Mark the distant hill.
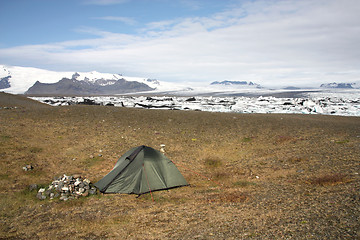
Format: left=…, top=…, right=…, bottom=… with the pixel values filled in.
left=282, top=86, right=301, bottom=90
left=211, top=80, right=261, bottom=87
left=25, top=77, right=154, bottom=95
left=320, top=82, right=360, bottom=89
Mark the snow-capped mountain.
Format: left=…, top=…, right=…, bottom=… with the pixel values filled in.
left=0, top=65, right=161, bottom=94
left=2, top=64, right=360, bottom=96
left=320, top=82, right=360, bottom=89
left=210, top=80, right=261, bottom=87
left=25, top=77, right=154, bottom=95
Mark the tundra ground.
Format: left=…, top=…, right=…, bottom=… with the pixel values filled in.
left=0, top=93, right=359, bottom=239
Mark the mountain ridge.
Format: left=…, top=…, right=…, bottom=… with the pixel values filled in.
left=320, top=82, right=360, bottom=89
left=1, top=65, right=360, bottom=95
left=210, top=80, right=261, bottom=87
left=25, top=77, right=154, bottom=95
left=0, top=65, right=160, bottom=94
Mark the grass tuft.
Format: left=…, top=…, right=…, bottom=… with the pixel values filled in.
left=275, top=135, right=295, bottom=144
left=233, top=180, right=257, bottom=188
left=0, top=174, right=9, bottom=180
left=213, top=171, right=228, bottom=180
left=288, top=157, right=307, bottom=163
left=204, top=157, right=222, bottom=168
left=0, top=135, right=11, bottom=141
left=29, top=146, right=43, bottom=153
left=207, top=191, right=250, bottom=203
left=83, top=156, right=104, bottom=168
left=220, top=192, right=250, bottom=203
left=242, top=137, right=252, bottom=142
left=307, top=173, right=349, bottom=186
left=110, top=216, right=131, bottom=225
left=26, top=169, right=47, bottom=178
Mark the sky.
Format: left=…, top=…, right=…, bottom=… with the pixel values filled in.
left=0, top=0, right=360, bottom=87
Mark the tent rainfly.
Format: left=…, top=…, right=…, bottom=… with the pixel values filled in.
left=94, top=145, right=188, bottom=195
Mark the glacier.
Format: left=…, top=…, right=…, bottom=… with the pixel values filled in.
left=30, top=91, right=360, bottom=117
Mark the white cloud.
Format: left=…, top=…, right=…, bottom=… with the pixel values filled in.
left=94, top=16, right=137, bottom=25
left=1, top=0, right=360, bottom=87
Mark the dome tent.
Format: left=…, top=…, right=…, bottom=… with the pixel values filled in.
left=94, top=145, right=188, bottom=195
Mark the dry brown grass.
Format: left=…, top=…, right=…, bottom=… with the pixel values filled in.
left=307, top=173, right=350, bottom=186
left=1, top=92, right=360, bottom=239
left=204, top=157, right=222, bottom=168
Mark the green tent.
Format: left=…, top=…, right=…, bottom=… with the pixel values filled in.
left=94, top=145, right=188, bottom=195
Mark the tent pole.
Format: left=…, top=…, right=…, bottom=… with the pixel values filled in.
left=142, top=164, right=154, bottom=202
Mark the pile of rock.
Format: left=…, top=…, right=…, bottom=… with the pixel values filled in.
left=35, top=174, right=97, bottom=201
left=22, top=164, right=34, bottom=171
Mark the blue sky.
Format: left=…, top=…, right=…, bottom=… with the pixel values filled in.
left=0, top=0, right=226, bottom=47
left=1, top=0, right=360, bottom=87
